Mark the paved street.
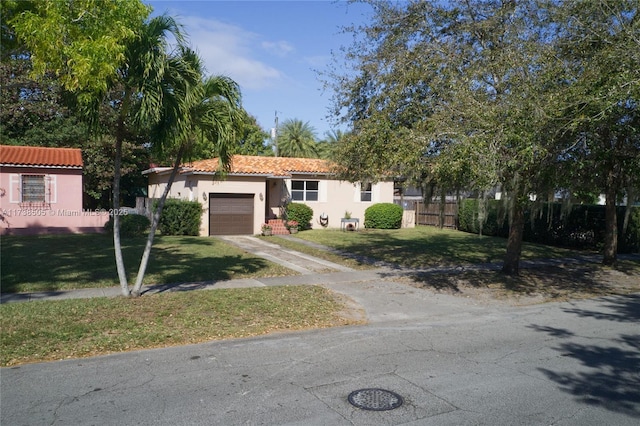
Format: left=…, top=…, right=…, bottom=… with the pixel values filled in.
left=1, top=237, right=639, bottom=425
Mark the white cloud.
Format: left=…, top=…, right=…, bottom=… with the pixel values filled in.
left=261, top=40, right=295, bottom=57
left=178, top=16, right=283, bottom=90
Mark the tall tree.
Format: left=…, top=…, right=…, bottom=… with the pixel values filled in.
left=548, top=0, right=640, bottom=265
left=131, top=53, right=243, bottom=296
left=11, top=4, right=195, bottom=295
left=327, top=0, right=560, bottom=274
left=11, top=0, right=153, bottom=294
left=277, top=118, right=318, bottom=158
left=317, top=129, right=346, bottom=159
left=234, top=113, right=271, bottom=156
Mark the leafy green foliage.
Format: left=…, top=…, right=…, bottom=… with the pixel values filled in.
left=325, top=0, right=640, bottom=270
left=0, top=59, right=88, bottom=147
left=105, top=214, right=150, bottom=238
left=364, top=203, right=403, bottom=229
left=277, top=118, right=318, bottom=158
left=155, top=199, right=203, bottom=236
left=547, top=0, right=640, bottom=263
left=233, top=113, right=272, bottom=156
left=11, top=0, right=150, bottom=100
left=285, top=203, right=314, bottom=230
left=457, top=199, right=509, bottom=237
left=458, top=201, right=640, bottom=253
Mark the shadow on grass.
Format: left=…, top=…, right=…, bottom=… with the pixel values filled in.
left=339, top=231, right=510, bottom=267
left=299, top=228, right=579, bottom=269
left=531, top=295, right=640, bottom=418
left=1, top=234, right=275, bottom=293
left=404, top=264, right=630, bottom=299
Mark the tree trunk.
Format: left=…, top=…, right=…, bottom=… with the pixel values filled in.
left=602, top=182, right=618, bottom=266
left=501, top=201, right=525, bottom=275
left=438, top=189, right=445, bottom=229
left=113, top=118, right=129, bottom=296
left=131, top=144, right=186, bottom=297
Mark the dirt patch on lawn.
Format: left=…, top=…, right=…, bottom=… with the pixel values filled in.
left=398, top=259, right=640, bottom=305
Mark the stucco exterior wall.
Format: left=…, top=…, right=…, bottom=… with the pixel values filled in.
left=147, top=171, right=397, bottom=235
left=0, top=166, right=109, bottom=234
left=148, top=173, right=268, bottom=236
left=286, top=176, right=395, bottom=229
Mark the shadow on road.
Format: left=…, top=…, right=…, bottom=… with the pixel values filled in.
left=530, top=295, right=640, bottom=418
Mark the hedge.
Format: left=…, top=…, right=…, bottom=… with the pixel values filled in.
left=458, top=199, right=639, bottom=253
left=154, top=199, right=203, bottom=236
left=104, top=214, right=150, bottom=238
left=364, top=203, right=403, bottom=229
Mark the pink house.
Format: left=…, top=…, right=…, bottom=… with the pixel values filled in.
left=0, top=145, right=109, bottom=235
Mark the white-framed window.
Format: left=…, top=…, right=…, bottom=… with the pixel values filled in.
left=360, top=182, right=372, bottom=202
left=21, top=175, right=46, bottom=203
left=291, top=180, right=319, bottom=201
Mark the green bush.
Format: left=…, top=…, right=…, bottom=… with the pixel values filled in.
left=154, top=199, right=203, bottom=236
left=285, top=202, right=314, bottom=230
left=457, top=199, right=508, bottom=237
left=104, top=214, right=150, bottom=238
left=621, top=207, right=640, bottom=253
left=364, top=203, right=403, bottom=229
left=458, top=199, right=639, bottom=253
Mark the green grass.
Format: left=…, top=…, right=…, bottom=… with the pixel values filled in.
left=290, top=226, right=583, bottom=267
left=265, top=235, right=375, bottom=270
left=0, top=285, right=362, bottom=366
left=1, top=234, right=295, bottom=293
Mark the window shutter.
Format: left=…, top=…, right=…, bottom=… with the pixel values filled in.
left=9, top=174, right=20, bottom=203
left=319, top=180, right=328, bottom=202
left=45, top=175, right=57, bottom=204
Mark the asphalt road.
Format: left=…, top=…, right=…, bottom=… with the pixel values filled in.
left=2, top=284, right=639, bottom=425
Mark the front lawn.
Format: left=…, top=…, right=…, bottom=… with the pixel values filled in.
left=1, top=234, right=295, bottom=293
left=291, top=226, right=585, bottom=267
left=0, top=285, right=362, bottom=366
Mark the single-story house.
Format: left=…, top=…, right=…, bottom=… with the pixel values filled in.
left=144, top=155, right=396, bottom=236
left=0, top=145, right=109, bottom=234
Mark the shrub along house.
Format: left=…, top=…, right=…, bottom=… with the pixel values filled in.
left=0, top=145, right=109, bottom=234
left=144, top=155, right=395, bottom=235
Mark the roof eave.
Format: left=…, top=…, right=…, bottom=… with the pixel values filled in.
left=0, top=163, right=83, bottom=169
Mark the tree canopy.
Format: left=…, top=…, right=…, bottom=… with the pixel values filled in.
left=277, top=118, right=318, bottom=158
left=326, top=0, right=640, bottom=271
left=11, top=0, right=150, bottom=102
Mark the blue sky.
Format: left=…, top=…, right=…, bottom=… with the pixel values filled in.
left=147, top=1, right=373, bottom=140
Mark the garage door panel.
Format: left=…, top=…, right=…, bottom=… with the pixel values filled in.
left=209, top=193, right=254, bottom=235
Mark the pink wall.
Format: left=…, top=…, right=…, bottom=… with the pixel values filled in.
left=0, top=166, right=109, bottom=234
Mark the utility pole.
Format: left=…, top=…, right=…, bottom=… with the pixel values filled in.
left=271, top=110, right=279, bottom=157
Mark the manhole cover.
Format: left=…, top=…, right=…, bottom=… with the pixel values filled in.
left=347, top=388, right=404, bottom=411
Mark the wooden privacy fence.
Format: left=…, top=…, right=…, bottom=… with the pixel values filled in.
left=403, top=200, right=458, bottom=229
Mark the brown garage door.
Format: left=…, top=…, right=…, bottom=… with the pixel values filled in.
left=209, top=193, right=254, bottom=235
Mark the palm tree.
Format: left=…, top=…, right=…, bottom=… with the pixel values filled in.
left=130, top=56, right=243, bottom=296
left=277, top=118, right=318, bottom=158
left=316, top=129, right=348, bottom=159
left=111, top=14, right=189, bottom=296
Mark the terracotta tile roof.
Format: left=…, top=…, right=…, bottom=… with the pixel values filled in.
left=184, top=155, right=332, bottom=177
left=0, top=145, right=83, bottom=168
